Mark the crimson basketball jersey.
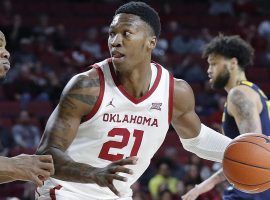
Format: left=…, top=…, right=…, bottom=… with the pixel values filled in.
left=38, top=59, right=174, bottom=199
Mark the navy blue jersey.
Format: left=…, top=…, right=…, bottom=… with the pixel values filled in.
left=222, top=81, right=270, bottom=138
left=222, top=80, right=270, bottom=200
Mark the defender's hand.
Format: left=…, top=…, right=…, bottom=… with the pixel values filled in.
left=10, top=154, right=54, bottom=187
left=182, top=185, right=200, bottom=200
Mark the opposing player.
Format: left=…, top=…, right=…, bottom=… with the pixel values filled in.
left=0, top=30, right=54, bottom=186
left=36, top=2, right=232, bottom=199
left=182, top=35, right=270, bottom=200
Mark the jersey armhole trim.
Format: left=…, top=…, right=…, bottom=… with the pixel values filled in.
left=82, top=65, right=105, bottom=122
left=168, top=73, right=174, bottom=124
left=50, top=185, right=62, bottom=200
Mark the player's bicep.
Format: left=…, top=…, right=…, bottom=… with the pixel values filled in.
left=38, top=73, right=100, bottom=153
left=171, top=79, right=201, bottom=139
left=41, top=104, right=82, bottom=152
left=172, top=109, right=201, bottom=139
left=228, top=88, right=262, bottom=134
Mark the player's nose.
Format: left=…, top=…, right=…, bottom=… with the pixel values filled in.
left=110, top=34, right=122, bottom=48
left=207, top=67, right=212, bottom=75
left=0, top=48, right=10, bottom=60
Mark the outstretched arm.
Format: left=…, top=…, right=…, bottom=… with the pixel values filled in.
left=36, top=69, right=136, bottom=196
left=0, top=154, right=54, bottom=186
left=182, top=85, right=263, bottom=200
left=171, top=78, right=231, bottom=162
left=182, top=168, right=225, bottom=200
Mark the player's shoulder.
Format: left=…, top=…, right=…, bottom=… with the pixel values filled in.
left=59, top=68, right=101, bottom=115
left=173, top=78, right=194, bottom=97
left=63, top=68, right=100, bottom=96
left=173, top=78, right=195, bottom=112
left=228, top=84, right=258, bottom=103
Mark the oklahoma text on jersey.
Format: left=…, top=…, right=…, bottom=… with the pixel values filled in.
left=103, top=113, right=158, bottom=127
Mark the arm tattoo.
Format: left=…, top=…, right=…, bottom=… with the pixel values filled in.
left=55, top=160, right=94, bottom=182
left=230, top=89, right=258, bottom=133
left=60, top=96, right=77, bottom=110
left=60, top=75, right=99, bottom=106
left=40, top=74, right=101, bottom=182
left=67, top=94, right=98, bottom=106
left=70, top=76, right=99, bottom=90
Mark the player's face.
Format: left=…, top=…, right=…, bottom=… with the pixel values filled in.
left=0, top=31, right=10, bottom=81
left=207, top=53, right=231, bottom=89
left=108, top=13, right=156, bottom=71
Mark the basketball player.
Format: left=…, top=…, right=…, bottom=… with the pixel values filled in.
left=0, top=30, right=54, bottom=187
left=182, top=35, right=270, bottom=200
left=36, top=2, right=232, bottom=199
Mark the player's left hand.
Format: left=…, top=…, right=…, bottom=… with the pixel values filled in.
left=91, top=156, right=138, bottom=196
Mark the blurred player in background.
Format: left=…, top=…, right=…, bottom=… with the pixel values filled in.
left=0, top=30, right=54, bottom=187
left=36, top=2, right=233, bottom=199
left=182, top=35, right=270, bottom=200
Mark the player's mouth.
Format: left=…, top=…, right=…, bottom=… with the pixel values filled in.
left=111, top=50, right=125, bottom=62
left=208, top=75, right=213, bottom=82
left=0, top=61, right=10, bottom=72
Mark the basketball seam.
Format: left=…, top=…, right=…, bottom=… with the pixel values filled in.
left=224, top=170, right=270, bottom=187
left=224, top=156, right=270, bottom=171
left=227, top=140, right=270, bottom=153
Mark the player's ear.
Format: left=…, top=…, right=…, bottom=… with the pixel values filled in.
left=148, top=36, right=157, bottom=50
left=230, top=57, right=238, bottom=70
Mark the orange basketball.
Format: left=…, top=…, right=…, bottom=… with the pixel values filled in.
left=223, top=133, right=270, bottom=193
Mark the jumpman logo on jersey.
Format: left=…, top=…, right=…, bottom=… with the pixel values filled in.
left=106, top=98, right=115, bottom=108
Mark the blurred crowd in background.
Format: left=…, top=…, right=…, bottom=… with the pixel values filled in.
left=0, top=0, right=270, bottom=199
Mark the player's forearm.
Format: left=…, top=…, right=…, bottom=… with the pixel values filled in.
left=0, top=175, right=15, bottom=184
left=180, top=124, right=232, bottom=162
left=0, top=157, right=14, bottom=177
left=196, top=168, right=226, bottom=193
left=37, top=147, right=96, bottom=183
left=0, top=157, right=16, bottom=183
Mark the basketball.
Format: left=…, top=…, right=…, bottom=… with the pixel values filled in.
left=223, top=133, right=270, bottom=193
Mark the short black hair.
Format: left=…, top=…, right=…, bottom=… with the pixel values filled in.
left=156, top=157, right=173, bottom=169
left=202, top=35, right=254, bottom=70
left=115, top=1, right=161, bottom=38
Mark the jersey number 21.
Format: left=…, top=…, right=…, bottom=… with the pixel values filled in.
left=98, top=128, right=144, bottom=161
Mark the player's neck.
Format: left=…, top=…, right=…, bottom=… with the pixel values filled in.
left=115, top=62, right=152, bottom=98
left=225, top=72, right=247, bottom=92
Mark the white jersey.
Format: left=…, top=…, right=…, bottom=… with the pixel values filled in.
left=37, top=59, right=174, bottom=199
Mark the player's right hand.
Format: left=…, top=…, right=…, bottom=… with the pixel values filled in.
left=91, top=156, right=138, bottom=196
left=10, top=154, right=54, bottom=187
left=182, top=186, right=200, bottom=200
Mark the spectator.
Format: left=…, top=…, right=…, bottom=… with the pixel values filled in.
left=0, top=119, right=13, bottom=156
left=173, top=55, right=207, bottom=83
left=153, top=38, right=169, bottom=57
left=11, top=64, right=48, bottom=106
left=163, top=147, right=186, bottom=179
left=196, top=81, right=221, bottom=116
left=209, top=0, right=234, bottom=16
left=258, top=43, right=270, bottom=67
left=32, top=14, right=55, bottom=38
left=171, top=29, right=194, bottom=54
left=63, top=41, right=93, bottom=68
left=258, top=20, right=270, bottom=42
left=149, top=158, right=179, bottom=200
left=80, top=27, right=102, bottom=59
left=5, top=14, right=31, bottom=50
left=0, top=0, right=13, bottom=27
left=158, top=189, right=174, bottom=200
left=12, top=110, right=40, bottom=149
left=183, top=164, right=202, bottom=187
left=51, top=24, right=71, bottom=53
